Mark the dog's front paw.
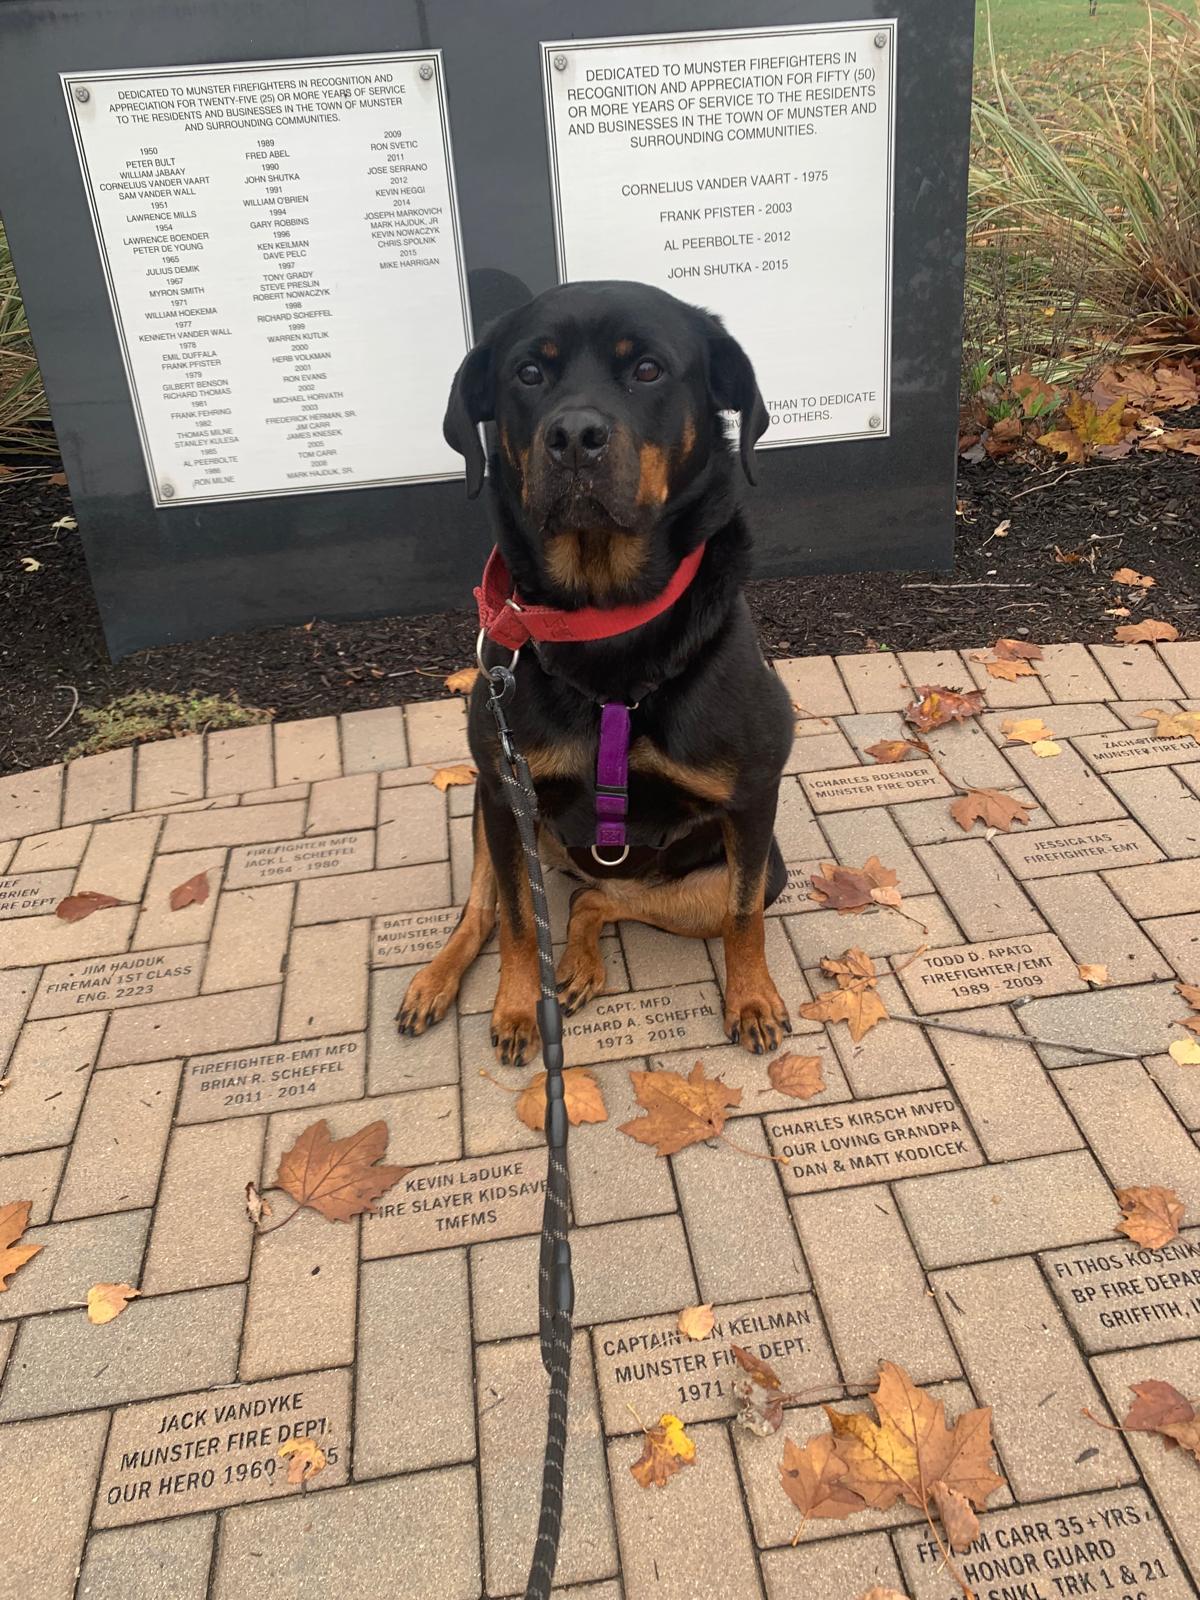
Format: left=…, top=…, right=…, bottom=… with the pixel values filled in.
left=555, top=947, right=607, bottom=1016
left=490, top=1002, right=540, bottom=1069
left=397, top=965, right=456, bottom=1036
left=724, top=983, right=791, bottom=1055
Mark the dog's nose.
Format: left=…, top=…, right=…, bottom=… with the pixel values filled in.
left=544, top=409, right=611, bottom=470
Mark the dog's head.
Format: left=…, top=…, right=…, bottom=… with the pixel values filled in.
left=443, top=281, right=767, bottom=599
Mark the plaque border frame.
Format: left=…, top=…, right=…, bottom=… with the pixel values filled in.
left=61, top=49, right=475, bottom=508
left=538, top=18, right=897, bottom=449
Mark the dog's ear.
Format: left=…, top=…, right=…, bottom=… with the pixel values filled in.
left=702, top=314, right=770, bottom=484
left=443, top=334, right=497, bottom=499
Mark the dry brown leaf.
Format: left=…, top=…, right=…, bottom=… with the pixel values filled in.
left=949, top=789, right=1033, bottom=834
left=798, top=950, right=889, bottom=1042
left=984, top=657, right=1037, bottom=681
left=768, top=1054, right=826, bottom=1101
left=169, top=871, right=209, bottom=911
left=275, top=1119, right=408, bottom=1222
left=808, top=857, right=900, bottom=916
left=1054, top=545, right=1085, bottom=565
left=279, top=1437, right=327, bottom=1484
left=1177, top=982, right=1200, bottom=1011
left=1105, top=607, right=1132, bottom=618
left=780, top=1434, right=866, bottom=1534
left=87, top=1282, right=140, bottom=1325
left=55, top=890, right=121, bottom=923
left=430, top=764, right=478, bottom=791
left=1114, top=619, right=1180, bottom=644
left=1169, top=1039, right=1200, bottom=1066
left=1124, top=1379, right=1195, bottom=1434
left=1160, top=1417, right=1200, bottom=1461
left=48, top=470, right=69, bottom=487
left=1141, top=708, right=1200, bottom=740
left=1077, top=964, right=1110, bottom=986
left=993, top=637, right=1043, bottom=661
left=1112, top=567, right=1155, bottom=588
left=444, top=666, right=480, bottom=694
left=931, top=1479, right=980, bottom=1553
left=865, top=739, right=924, bottom=764
left=0, top=1200, right=42, bottom=1291
left=677, top=1303, right=715, bottom=1341
left=1116, top=1185, right=1185, bottom=1250
left=733, top=1343, right=783, bottom=1391
left=1037, top=428, right=1085, bottom=464
left=1153, top=362, right=1200, bottom=410
left=991, top=519, right=1011, bottom=538
left=1011, top=369, right=1061, bottom=415
left=1140, top=426, right=1200, bottom=456
left=1001, top=717, right=1056, bottom=745
left=245, top=1180, right=272, bottom=1226
left=630, top=1413, right=695, bottom=1488
left=619, top=1062, right=741, bottom=1156
left=515, top=1068, right=608, bottom=1131
left=903, top=685, right=985, bottom=733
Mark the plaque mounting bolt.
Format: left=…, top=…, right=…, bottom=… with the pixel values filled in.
left=160, top=483, right=176, bottom=499
left=418, top=63, right=434, bottom=81
left=874, top=31, right=889, bottom=47
left=73, top=85, right=90, bottom=102
left=553, top=53, right=568, bottom=71
left=868, top=414, right=883, bottom=430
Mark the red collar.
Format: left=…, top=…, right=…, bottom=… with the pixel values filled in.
left=474, top=542, right=706, bottom=652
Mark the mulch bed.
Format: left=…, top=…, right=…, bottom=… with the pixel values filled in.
left=1, top=446, right=1196, bottom=775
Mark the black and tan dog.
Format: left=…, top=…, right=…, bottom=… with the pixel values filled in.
left=398, top=280, right=796, bottom=1067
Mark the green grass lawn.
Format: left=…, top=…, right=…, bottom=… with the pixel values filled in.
left=975, top=0, right=1150, bottom=72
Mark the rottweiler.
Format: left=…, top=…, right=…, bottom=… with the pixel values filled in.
left=398, top=280, right=795, bottom=1067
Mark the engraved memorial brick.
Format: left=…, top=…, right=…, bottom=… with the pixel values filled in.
left=801, top=762, right=953, bottom=813
left=1075, top=726, right=1200, bottom=773
left=0, top=870, right=75, bottom=921
left=372, top=907, right=463, bottom=966
left=225, top=831, right=375, bottom=889
left=29, top=944, right=205, bottom=1018
left=765, top=1091, right=982, bottom=1194
left=361, top=1149, right=548, bottom=1257
left=895, top=934, right=1085, bottom=1015
left=176, top=1033, right=365, bottom=1123
left=994, top=820, right=1163, bottom=879
left=764, top=861, right=827, bottom=917
left=1042, top=1230, right=1200, bottom=1353
left=564, top=982, right=727, bottom=1066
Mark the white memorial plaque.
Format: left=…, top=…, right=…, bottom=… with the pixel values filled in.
left=63, top=53, right=472, bottom=504
left=542, top=23, right=895, bottom=446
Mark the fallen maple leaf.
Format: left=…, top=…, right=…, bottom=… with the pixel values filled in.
left=809, top=857, right=901, bottom=915
left=515, top=1068, right=607, bottom=1131
left=993, top=638, right=1043, bottom=661
left=677, top=1304, right=715, bottom=1341
left=1036, top=428, right=1085, bottom=464
left=630, top=1413, right=695, bottom=1488
left=279, top=1437, right=327, bottom=1485
left=430, top=764, right=478, bottom=791
left=904, top=686, right=985, bottom=733
left=780, top=1434, right=865, bottom=1538
left=931, top=1480, right=980, bottom=1553
left=444, top=666, right=480, bottom=695
left=1152, top=361, right=1200, bottom=410
left=1114, top=619, right=1180, bottom=644
left=1160, top=1418, right=1200, bottom=1461
left=1124, top=1380, right=1194, bottom=1434
left=984, top=657, right=1037, bottom=682
left=798, top=950, right=889, bottom=1043
left=169, top=871, right=209, bottom=911
left=949, top=789, right=1033, bottom=834
left=1142, top=708, right=1200, bottom=740
left=768, top=1054, right=826, bottom=1100
left=1077, top=964, right=1109, bottom=986
left=245, top=1181, right=272, bottom=1226
left=865, top=739, right=924, bottom=764
left=1002, top=717, right=1056, bottom=745
left=1116, top=1185, right=1184, bottom=1250
left=1010, top=369, right=1061, bottom=416
left=55, top=890, right=121, bottom=923
left=733, top=1343, right=783, bottom=1391
left=275, top=1119, right=408, bottom=1222
left=87, top=1283, right=140, bottom=1325
left=619, top=1062, right=741, bottom=1156
left=0, top=1200, right=42, bottom=1291
left=1112, top=568, right=1155, bottom=588
left=1141, top=426, right=1200, bottom=457
left=1169, top=1039, right=1200, bottom=1066
left=1039, top=393, right=1131, bottom=463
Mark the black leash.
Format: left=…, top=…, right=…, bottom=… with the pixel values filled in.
left=485, top=663, right=575, bottom=1600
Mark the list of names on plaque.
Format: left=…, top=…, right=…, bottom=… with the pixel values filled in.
left=64, top=53, right=472, bottom=504
left=542, top=23, right=895, bottom=446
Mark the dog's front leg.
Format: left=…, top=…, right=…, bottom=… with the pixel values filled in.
left=479, top=779, right=543, bottom=1068
left=719, top=798, right=790, bottom=1054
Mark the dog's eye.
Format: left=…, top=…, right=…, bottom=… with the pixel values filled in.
left=517, top=363, right=543, bottom=387
left=634, top=358, right=662, bottom=383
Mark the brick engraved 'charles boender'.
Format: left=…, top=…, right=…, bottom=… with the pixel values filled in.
left=591, top=1294, right=839, bottom=1433
left=801, top=761, right=952, bottom=813
left=0, top=869, right=75, bottom=920
left=176, top=1033, right=365, bottom=1124
left=765, top=1090, right=982, bottom=1194
left=29, top=944, right=205, bottom=1018
left=993, top=818, right=1163, bottom=879
left=895, top=933, right=1085, bottom=1015
left=564, top=982, right=727, bottom=1067
left=225, top=831, right=374, bottom=889
left=360, top=1149, right=548, bottom=1258
left=94, top=1369, right=350, bottom=1527
left=895, top=1488, right=1193, bottom=1600
left=372, top=907, right=464, bottom=966
left=1042, top=1229, right=1200, bottom=1353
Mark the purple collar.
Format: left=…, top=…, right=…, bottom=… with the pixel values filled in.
left=592, top=703, right=631, bottom=866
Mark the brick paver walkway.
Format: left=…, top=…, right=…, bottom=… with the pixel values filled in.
left=2, top=640, right=1200, bottom=1600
